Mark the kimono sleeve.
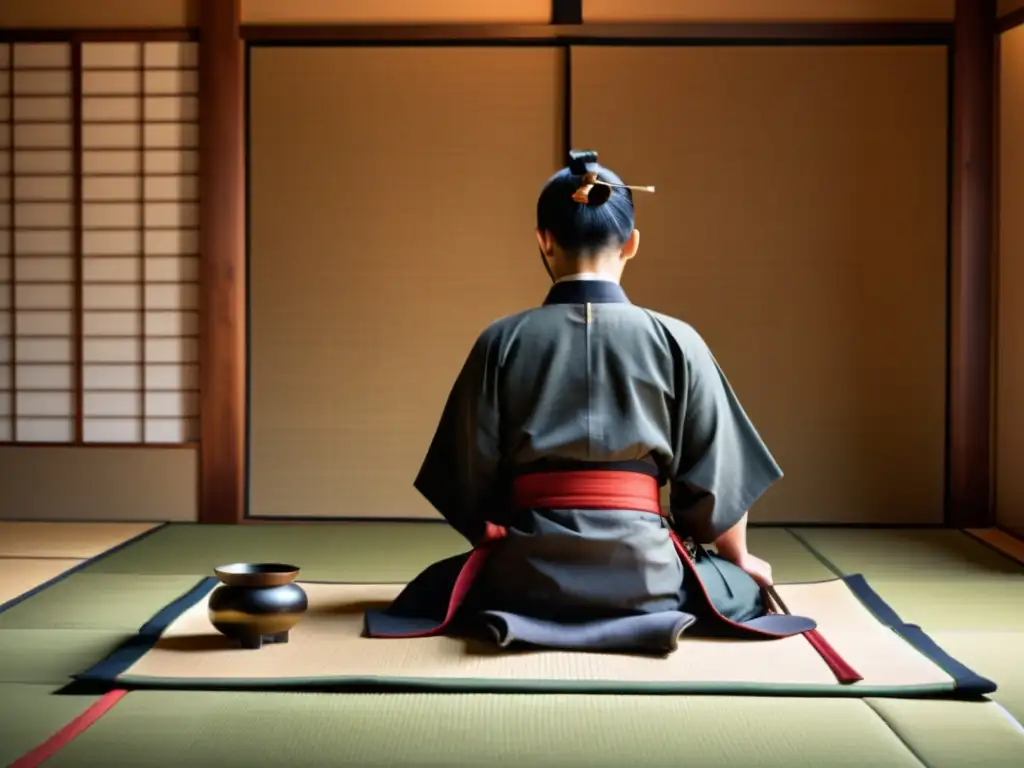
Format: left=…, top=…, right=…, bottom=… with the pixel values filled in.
left=413, top=329, right=502, bottom=544
left=668, top=328, right=783, bottom=544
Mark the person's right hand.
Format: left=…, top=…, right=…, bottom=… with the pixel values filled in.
left=727, top=552, right=774, bottom=588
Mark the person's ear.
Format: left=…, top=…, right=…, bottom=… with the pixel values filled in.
left=535, top=229, right=554, bottom=257
left=536, top=230, right=557, bottom=282
left=621, top=229, right=640, bottom=262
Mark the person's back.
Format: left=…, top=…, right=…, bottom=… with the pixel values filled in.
left=366, top=150, right=816, bottom=651
left=471, top=295, right=687, bottom=622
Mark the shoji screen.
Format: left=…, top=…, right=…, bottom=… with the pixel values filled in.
left=0, top=46, right=8, bottom=441
left=248, top=47, right=559, bottom=518
left=78, top=41, right=199, bottom=445
left=0, top=40, right=198, bottom=448
left=572, top=46, right=948, bottom=524
left=0, top=39, right=198, bottom=523
left=0, top=46, right=7, bottom=441
left=3, top=43, right=76, bottom=443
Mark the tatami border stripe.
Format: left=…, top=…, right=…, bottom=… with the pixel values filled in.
left=74, top=576, right=219, bottom=684
left=0, top=523, right=171, bottom=616
left=6, top=689, right=129, bottom=768
left=78, top=675, right=970, bottom=697
left=784, top=527, right=998, bottom=697
left=783, top=527, right=846, bottom=576
left=840, top=574, right=996, bottom=696
left=74, top=573, right=994, bottom=699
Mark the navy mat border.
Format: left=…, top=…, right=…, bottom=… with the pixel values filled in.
left=840, top=574, right=996, bottom=696
left=0, top=523, right=170, bottom=616
left=76, top=573, right=996, bottom=698
left=75, top=576, right=218, bottom=684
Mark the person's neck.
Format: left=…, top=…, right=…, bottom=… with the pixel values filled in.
left=555, top=271, right=620, bottom=284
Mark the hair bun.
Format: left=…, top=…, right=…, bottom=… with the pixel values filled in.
left=568, top=149, right=599, bottom=175
left=582, top=184, right=612, bottom=206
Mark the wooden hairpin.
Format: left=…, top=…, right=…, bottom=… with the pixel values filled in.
left=571, top=171, right=657, bottom=203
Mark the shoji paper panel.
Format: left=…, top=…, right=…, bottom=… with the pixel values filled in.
left=4, top=43, right=76, bottom=444
left=997, top=25, right=1024, bottom=538
left=572, top=46, right=948, bottom=523
left=0, top=45, right=7, bottom=442
left=248, top=47, right=559, bottom=518
left=80, top=42, right=199, bottom=445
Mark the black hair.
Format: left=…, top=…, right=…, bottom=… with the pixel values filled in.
left=536, top=149, right=635, bottom=256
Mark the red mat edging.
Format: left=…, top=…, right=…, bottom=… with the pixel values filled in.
left=7, top=689, right=128, bottom=768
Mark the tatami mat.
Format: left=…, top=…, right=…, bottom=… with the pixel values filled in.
left=1, top=523, right=1022, bottom=767
left=926, top=630, right=1024, bottom=724
left=0, top=574, right=207, bottom=631
left=789, top=528, right=1024, bottom=727
left=865, top=698, right=1024, bottom=767
left=838, top=578, right=1024, bottom=631
left=791, top=528, right=1024, bottom=707
left=0, top=558, right=85, bottom=607
left=0, top=684, right=103, bottom=768
left=0, top=522, right=159, bottom=559
left=719, top=528, right=836, bottom=582
left=789, top=528, right=1024, bottom=578
left=0, top=629, right=133, bottom=685
left=42, top=691, right=926, bottom=768
left=78, top=523, right=836, bottom=582
left=89, top=578, right=965, bottom=697
left=79, top=522, right=467, bottom=581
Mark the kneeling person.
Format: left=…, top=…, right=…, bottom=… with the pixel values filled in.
left=365, top=150, right=815, bottom=652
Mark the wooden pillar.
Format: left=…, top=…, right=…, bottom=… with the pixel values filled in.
left=551, top=0, right=582, bottom=24
left=198, top=0, right=246, bottom=524
left=553, top=0, right=580, bottom=155
left=948, top=0, right=996, bottom=527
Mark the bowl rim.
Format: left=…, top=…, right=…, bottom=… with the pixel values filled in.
left=213, top=562, right=301, bottom=575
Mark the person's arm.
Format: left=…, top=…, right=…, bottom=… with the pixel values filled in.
left=712, top=511, right=749, bottom=562
left=664, top=322, right=782, bottom=548
left=414, top=330, right=502, bottom=545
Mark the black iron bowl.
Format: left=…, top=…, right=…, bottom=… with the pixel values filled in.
left=208, top=563, right=309, bottom=650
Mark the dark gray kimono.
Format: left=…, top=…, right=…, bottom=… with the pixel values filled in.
left=365, top=279, right=816, bottom=652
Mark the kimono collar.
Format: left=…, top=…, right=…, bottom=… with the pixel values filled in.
left=543, top=278, right=631, bottom=306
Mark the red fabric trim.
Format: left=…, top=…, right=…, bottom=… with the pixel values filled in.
left=512, top=470, right=662, bottom=515
left=804, top=629, right=864, bottom=684
left=667, top=531, right=785, bottom=637
left=374, top=525, right=508, bottom=639
left=377, top=469, right=660, bottom=639
left=9, top=688, right=128, bottom=768
left=669, top=531, right=863, bottom=684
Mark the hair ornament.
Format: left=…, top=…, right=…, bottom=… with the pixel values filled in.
left=571, top=172, right=657, bottom=204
